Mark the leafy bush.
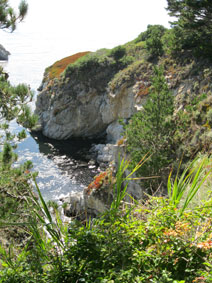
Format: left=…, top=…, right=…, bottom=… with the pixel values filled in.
left=135, top=25, right=167, bottom=57
left=1, top=167, right=212, bottom=282
left=108, top=45, right=126, bottom=61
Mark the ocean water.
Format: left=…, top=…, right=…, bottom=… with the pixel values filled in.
left=0, top=0, right=171, bottom=199
left=0, top=31, right=101, bottom=200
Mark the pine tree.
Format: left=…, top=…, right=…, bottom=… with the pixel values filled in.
left=0, top=1, right=37, bottom=166
left=125, top=66, right=175, bottom=186
left=166, top=0, right=212, bottom=57
left=0, top=0, right=28, bottom=31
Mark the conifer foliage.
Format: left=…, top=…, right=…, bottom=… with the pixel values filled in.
left=166, top=0, right=212, bottom=57
left=125, top=66, right=174, bottom=184
left=0, top=0, right=28, bottom=31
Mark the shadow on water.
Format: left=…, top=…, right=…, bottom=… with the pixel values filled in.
left=30, top=131, right=106, bottom=186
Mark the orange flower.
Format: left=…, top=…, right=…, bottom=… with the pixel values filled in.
left=197, top=240, right=212, bottom=250
left=192, top=276, right=206, bottom=282
left=163, top=229, right=178, bottom=237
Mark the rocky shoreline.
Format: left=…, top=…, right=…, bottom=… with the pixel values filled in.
left=34, top=45, right=212, bottom=220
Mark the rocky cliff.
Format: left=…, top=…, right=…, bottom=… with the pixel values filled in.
left=35, top=46, right=149, bottom=140
left=35, top=37, right=212, bottom=218
left=35, top=40, right=212, bottom=163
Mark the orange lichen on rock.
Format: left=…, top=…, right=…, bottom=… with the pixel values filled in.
left=85, top=169, right=113, bottom=195
left=86, top=172, right=107, bottom=195
left=136, top=81, right=150, bottom=97
left=47, top=51, right=90, bottom=80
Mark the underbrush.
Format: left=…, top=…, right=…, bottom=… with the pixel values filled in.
left=1, top=158, right=212, bottom=282
left=0, top=159, right=37, bottom=252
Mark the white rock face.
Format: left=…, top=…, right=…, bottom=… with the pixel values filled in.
left=106, top=121, right=124, bottom=143
left=35, top=75, right=143, bottom=140
left=100, top=84, right=136, bottom=125
left=93, top=143, right=119, bottom=163
left=62, top=192, right=85, bottom=217
left=35, top=83, right=106, bottom=139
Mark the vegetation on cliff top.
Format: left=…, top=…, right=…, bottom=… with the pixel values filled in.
left=44, top=51, right=90, bottom=81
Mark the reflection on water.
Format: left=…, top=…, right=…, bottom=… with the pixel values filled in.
left=0, top=61, right=103, bottom=201
left=30, top=131, right=103, bottom=185
left=0, top=35, right=105, bottom=201
left=9, top=120, right=103, bottom=201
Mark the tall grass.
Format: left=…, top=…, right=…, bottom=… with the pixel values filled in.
left=109, top=154, right=157, bottom=220
left=167, top=156, right=212, bottom=215
left=29, top=177, right=68, bottom=250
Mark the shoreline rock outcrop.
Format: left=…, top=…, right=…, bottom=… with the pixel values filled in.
left=0, top=44, right=10, bottom=61
left=35, top=50, right=146, bottom=141
left=61, top=168, right=114, bottom=219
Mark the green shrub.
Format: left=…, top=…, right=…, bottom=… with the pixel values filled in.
left=135, top=25, right=167, bottom=57
left=17, top=105, right=38, bottom=129
left=167, top=0, right=212, bottom=59
left=64, top=47, right=135, bottom=90
left=1, top=157, right=212, bottom=282
left=2, top=189, right=212, bottom=282
left=108, top=45, right=126, bottom=61
left=162, top=28, right=182, bottom=56
left=206, top=108, right=212, bottom=126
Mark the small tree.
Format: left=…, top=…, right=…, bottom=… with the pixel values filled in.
left=166, top=0, right=212, bottom=57
left=0, top=0, right=37, bottom=163
left=125, top=66, right=174, bottom=187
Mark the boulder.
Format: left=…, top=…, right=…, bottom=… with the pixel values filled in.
left=0, top=44, right=10, bottom=61
left=62, top=176, right=113, bottom=219
left=106, top=121, right=124, bottom=143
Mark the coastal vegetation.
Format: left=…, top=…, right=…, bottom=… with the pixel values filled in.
left=0, top=0, right=38, bottom=257
left=1, top=0, right=212, bottom=282
left=1, top=157, right=212, bottom=282
left=0, top=66, right=38, bottom=253
left=43, top=52, right=90, bottom=81
left=124, top=66, right=174, bottom=189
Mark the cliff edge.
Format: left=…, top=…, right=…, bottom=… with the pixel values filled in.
left=35, top=45, right=148, bottom=140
